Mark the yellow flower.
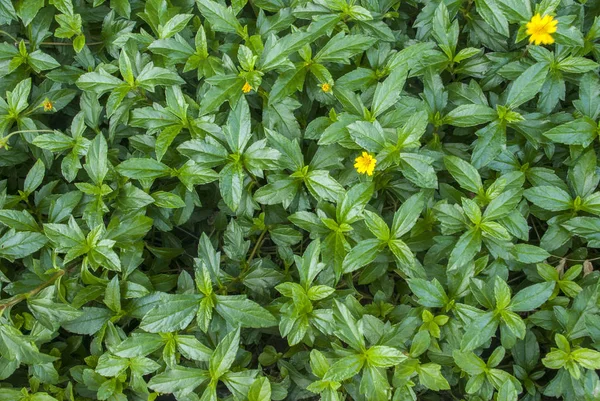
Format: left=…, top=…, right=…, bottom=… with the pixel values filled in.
left=320, top=83, right=332, bottom=93
left=526, top=14, right=558, bottom=45
left=242, top=82, right=252, bottom=93
left=354, top=151, right=377, bottom=176
left=42, top=98, right=53, bottom=112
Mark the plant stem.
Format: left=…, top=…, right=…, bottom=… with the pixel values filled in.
left=246, top=229, right=267, bottom=265
left=7, top=38, right=105, bottom=46
left=0, top=30, right=18, bottom=42
left=38, top=41, right=105, bottom=46
left=549, top=254, right=600, bottom=262
left=8, top=129, right=55, bottom=135
left=0, top=270, right=65, bottom=314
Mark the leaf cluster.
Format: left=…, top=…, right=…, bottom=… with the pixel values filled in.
left=1, top=0, right=600, bottom=400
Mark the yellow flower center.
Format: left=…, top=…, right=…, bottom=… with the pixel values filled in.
left=242, top=82, right=252, bottom=93
left=43, top=99, right=53, bottom=112
left=354, top=151, right=377, bottom=176
left=321, top=83, right=331, bottom=93
left=526, top=14, right=558, bottom=45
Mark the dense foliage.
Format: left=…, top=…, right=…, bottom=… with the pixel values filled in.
left=1, top=0, right=600, bottom=400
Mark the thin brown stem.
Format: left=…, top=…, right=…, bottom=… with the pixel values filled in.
left=548, top=254, right=600, bottom=262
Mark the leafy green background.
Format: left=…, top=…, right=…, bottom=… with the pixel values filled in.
left=0, top=0, right=600, bottom=400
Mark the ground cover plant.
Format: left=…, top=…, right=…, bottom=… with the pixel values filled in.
left=0, top=0, right=600, bottom=400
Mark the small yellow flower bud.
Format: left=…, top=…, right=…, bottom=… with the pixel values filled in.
left=42, top=99, right=53, bottom=112
left=320, top=83, right=332, bottom=93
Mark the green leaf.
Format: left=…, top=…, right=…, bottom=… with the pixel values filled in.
left=96, top=353, right=129, bottom=377
left=333, top=299, right=365, bottom=352
left=219, top=162, right=245, bottom=212
left=117, top=158, right=172, bottom=180
left=314, top=33, right=376, bottom=64
left=460, top=312, right=498, bottom=351
left=248, top=377, right=271, bottom=401
left=523, top=186, right=572, bottom=212
left=226, top=97, right=252, bottom=153
left=27, top=298, right=82, bottom=330
left=471, top=120, right=505, bottom=169
left=24, top=159, right=45, bottom=195
left=444, top=156, right=482, bottom=194
left=366, top=345, right=406, bottom=367
left=215, top=295, right=277, bottom=328
left=347, top=121, right=386, bottom=153
left=0, top=0, right=17, bottom=24
left=505, top=63, right=549, bottom=109
left=0, top=229, right=47, bottom=260
left=509, top=282, right=554, bottom=312
left=254, top=177, right=300, bottom=205
left=177, top=335, right=213, bottom=361
left=28, top=50, right=60, bottom=72
left=104, top=275, right=121, bottom=313
left=418, top=363, right=450, bottom=391
left=113, top=333, right=165, bottom=358
left=496, top=0, right=531, bottom=22
left=62, top=307, right=113, bottom=335
left=148, top=366, right=209, bottom=395
left=474, top=0, right=509, bottom=36
left=0, top=210, right=40, bottom=232
left=448, top=228, right=482, bottom=271
left=363, top=210, right=390, bottom=241
left=259, top=16, right=338, bottom=72
left=323, top=354, right=364, bottom=382
left=159, top=14, right=194, bottom=39
left=571, top=348, right=600, bottom=370
left=140, top=294, right=201, bottom=333
left=483, top=189, right=523, bottom=221
left=494, top=277, right=511, bottom=310
left=76, top=70, right=124, bottom=94
left=32, top=131, right=75, bottom=152
left=392, top=192, right=425, bottom=238
left=196, top=0, right=244, bottom=36
left=444, top=104, right=497, bottom=127
left=371, top=64, right=408, bottom=117
left=557, top=57, right=599, bottom=74
left=176, top=161, right=219, bottom=191
left=155, top=125, right=183, bottom=162
left=151, top=191, right=186, bottom=208
left=85, top=134, right=108, bottom=185
left=210, top=328, right=240, bottom=379
left=136, top=63, right=185, bottom=90
left=497, top=381, right=518, bottom=401
left=342, top=238, right=383, bottom=274
left=305, top=170, right=344, bottom=202
left=408, top=278, right=449, bottom=308
left=543, top=118, right=598, bottom=147
left=574, top=72, right=600, bottom=119
left=399, top=153, right=438, bottom=189
left=512, top=244, right=550, bottom=263
left=0, top=325, right=56, bottom=364
left=453, top=350, right=486, bottom=375
left=16, top=0, right=43, bottom=26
